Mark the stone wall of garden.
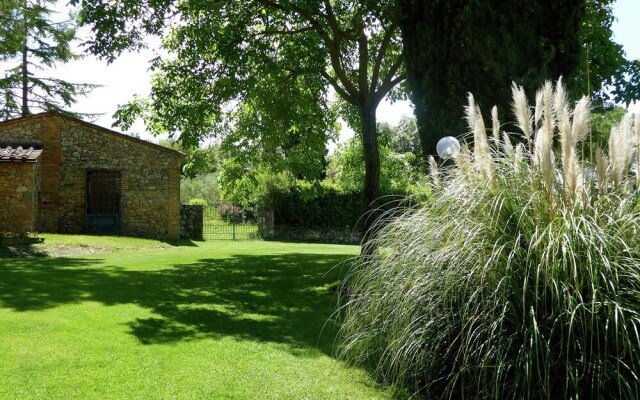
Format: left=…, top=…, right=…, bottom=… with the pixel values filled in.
left=0, top=112, right=185, bottom=239
left=272, top=225, right=362, bottom=244
left=180, top=205, right=203, bottom=240
left=254, top=209, right=360, bottom=244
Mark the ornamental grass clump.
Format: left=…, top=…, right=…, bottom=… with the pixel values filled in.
left=338, top=80, right=640, bottom=399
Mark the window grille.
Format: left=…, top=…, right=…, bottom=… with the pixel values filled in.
left=86, top=171, right=121, bottom=214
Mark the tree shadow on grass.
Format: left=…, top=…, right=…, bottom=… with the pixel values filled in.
left=0, top=245, right=48, bottom=258
left=0, top=252, right=353, bottom=356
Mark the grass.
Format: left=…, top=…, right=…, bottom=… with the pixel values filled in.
left=0, top=235, right=394, bottom=399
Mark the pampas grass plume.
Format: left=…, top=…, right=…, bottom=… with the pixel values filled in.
left=502, top=131, right=514, bottom=157
left=571, top=96, right=591, bottom=143
left=491, top=106, right=500, bottom=148
left=512, top=83, right=533, bottom=151
left=535, top=89, right=543, bottom=128
left=466, top=93, right=493, bottom=182
left=609, top=115, right=634, bottom=189
left=553, top=77, right=571, bottom=138
left=429, top=155, right=440, bottom=187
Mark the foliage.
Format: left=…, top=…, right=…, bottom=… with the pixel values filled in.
left=72, top=0, right=406, bottom=235
left=339, top=80, right=640, bottom=398
left=588, top=105, right=628, bottom=151
left=577, top=0, right=640, bottom=105
left=0, top=237, right=393, bottom=399
left=378, top=115, right=421, bottom=155
left=220, top=116, right=426, bottom=224
left=186, top=198, right=208, bottom=207
left=270, top=181, right=418, bottom=231
left=398, top=0, right=589, bottom=156
left=159, top=139, right=221, bottom=204
left=158, top=138, right=219, bottom=179
left=217, top=162, right=294, bottom=207
left=180, top=172, right=220, bottom=205
left=0, top=0, right=96, bottom=119
left=326, top=134, right=421, bottom=194
left=271, top=185, right=366, bottom=230
left=182, top=146, right=218, bottom=178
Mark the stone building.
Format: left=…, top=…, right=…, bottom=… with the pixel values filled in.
left=0, top=111, right=184, bottom=239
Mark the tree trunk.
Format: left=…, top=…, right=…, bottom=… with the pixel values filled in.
left=361, top=102, right=380, bottom=253
left=21, top=9, right=29, bottom=117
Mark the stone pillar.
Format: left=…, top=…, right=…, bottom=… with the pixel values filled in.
left=38, top=116, right=62, bottom=232
left=258, top=208, right=274, bottom=239
left=167, top=167, right=181, bottom=239
left=180, top=204, right=203, bottom=240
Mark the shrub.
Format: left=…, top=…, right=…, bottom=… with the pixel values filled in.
left=338, top=80, right=640, bottom=399
left=180, top=172, right=220, bottom=205
left=270, top=184, right=414, bottom=230
left=187, top=198, right=209, bottom=207
left=325, top=134, right=423, bottom=194
left=272, top=186, right=364, bottom=229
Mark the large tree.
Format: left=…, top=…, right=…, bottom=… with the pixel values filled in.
left=576, top=0, right=640, bottom=107
left=72, top=0, right=405, bottom=237
left=398, top=0, right=587, bottom=157
left=0, top=0, right=96, bottom=119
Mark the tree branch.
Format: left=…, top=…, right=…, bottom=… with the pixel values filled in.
left=327, top=43, right=360, bottom=99
left=373, top=74, right=405, bottom=106
left=370, top=22, right=397, bottom=96
left=357, top=24, right=369, bottom=100
left=258, top=26, right=315, bottom=36
left=377, top=54, right=404, bottom=91
left=321, top=0, right=356, bottom=41
left=256, top=0, right=330, bottom=43
left=321, top=69, right=358, bottom=106
left=255, top=0, right=360, bottom=99
left=323, top=0, right=340, bottom=34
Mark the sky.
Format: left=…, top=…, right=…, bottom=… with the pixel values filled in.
left=9, top=0, right=640, bottom=145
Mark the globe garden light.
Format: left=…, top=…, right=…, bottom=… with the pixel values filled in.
left=436, top=136, right=461, bottom=159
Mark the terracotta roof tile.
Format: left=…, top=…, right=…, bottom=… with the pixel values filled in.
left=0, top=146, right=42, bottom=162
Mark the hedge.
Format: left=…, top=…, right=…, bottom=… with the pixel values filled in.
left=270, top=187, right=410, bottom=230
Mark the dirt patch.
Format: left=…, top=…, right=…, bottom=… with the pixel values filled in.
left=0, top=243, right=170, bottom=258
left=43, top=245, right=117, bottom=257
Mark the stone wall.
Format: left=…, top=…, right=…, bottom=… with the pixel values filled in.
left=0, top=163, right=37, bottom=232
left=0, top=112, right=184, bottom=239
left=180, top=205, right=203, bottom=240
left=272, top=225, right=362, bottom=244
left=0, top=118, right=43, bottom=144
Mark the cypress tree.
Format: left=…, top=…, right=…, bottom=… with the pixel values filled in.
left=398, top=0, right=585, bottom=157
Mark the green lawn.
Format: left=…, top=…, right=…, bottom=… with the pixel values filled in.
left=0, top=235, right=393, bottom=399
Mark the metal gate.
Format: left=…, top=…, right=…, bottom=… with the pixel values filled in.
left=203, top=203, right=260, bottom=240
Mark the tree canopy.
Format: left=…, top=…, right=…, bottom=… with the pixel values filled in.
left=0, top=0, right=96, bottom=119
left=72, top=0, right=406, bottom=237
left=326, top=130, right=421, bottom=194
left=577, top=0, right=640, bottom=107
